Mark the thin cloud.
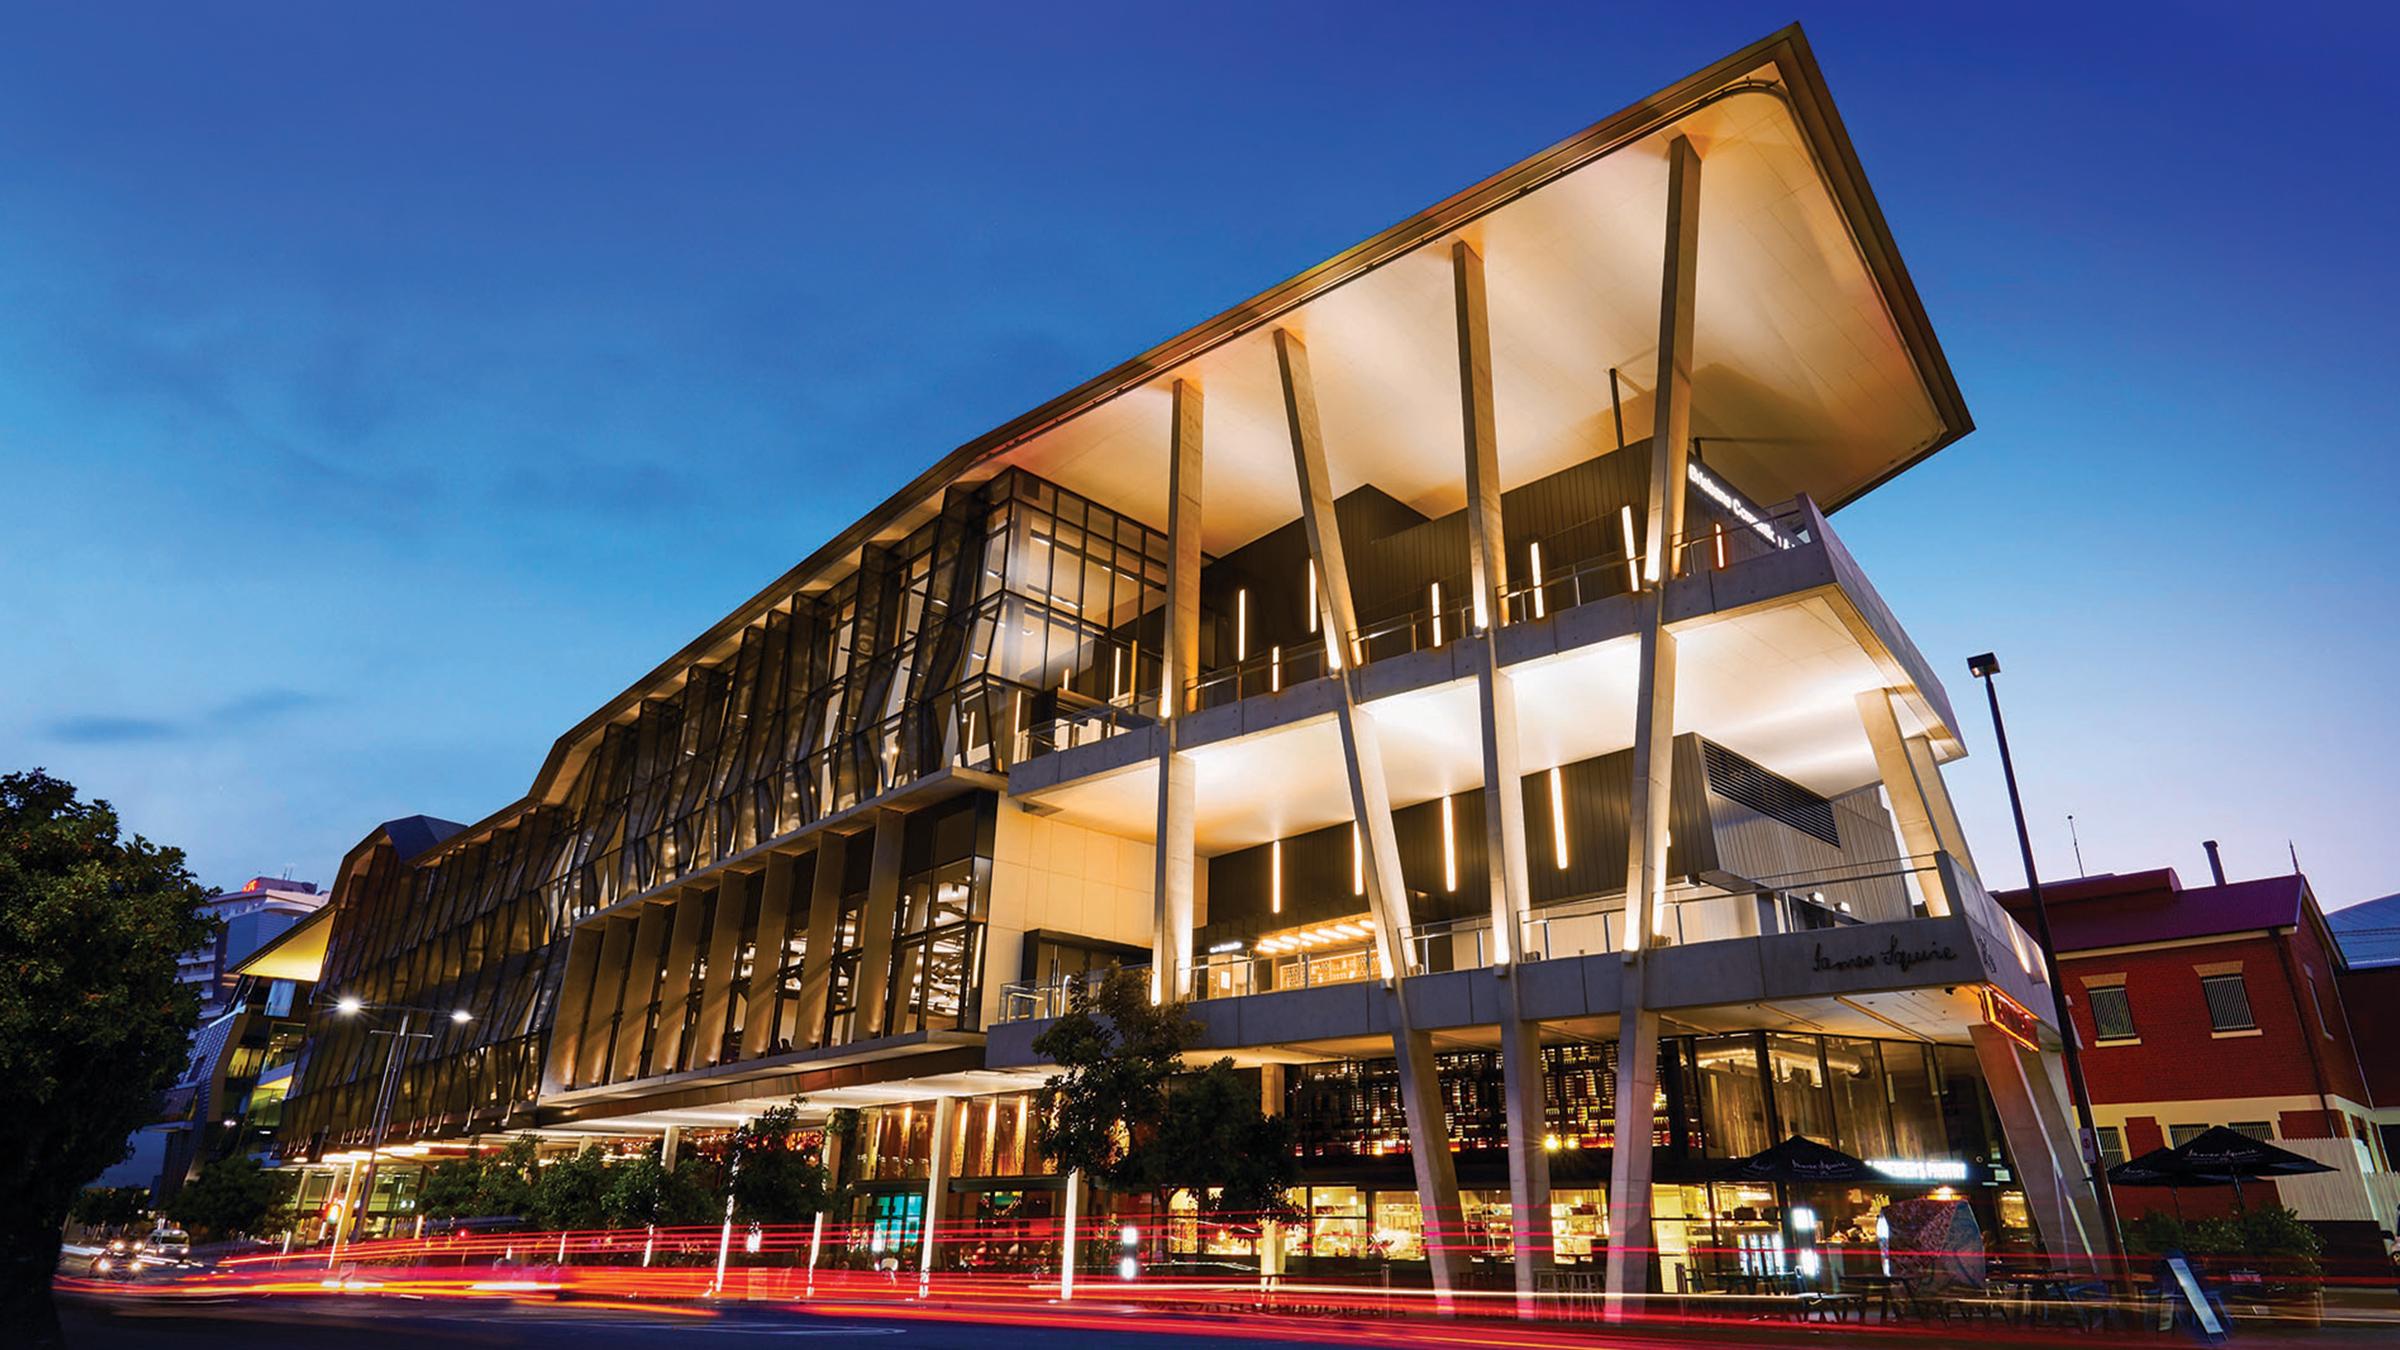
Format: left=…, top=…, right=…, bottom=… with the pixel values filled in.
left=46, top=687, right=330, bottom=745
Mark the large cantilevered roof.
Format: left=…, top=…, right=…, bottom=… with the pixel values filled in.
left=417, top=23, right=1969, bottom=860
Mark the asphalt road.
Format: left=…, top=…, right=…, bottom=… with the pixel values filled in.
left=56, top=1295, right=1379, bottom=1350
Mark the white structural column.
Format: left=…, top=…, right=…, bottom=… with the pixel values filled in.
left=1275, top=325, right=1466, bottom=1298
left=1274, top=328, right=1416, bottom=970
left=1855, top=690, right=1973, bottom=913
left=1151, top=379, right=1204, bottom=1001
left=1455, top=240, right=1532, bottom=964
left=1971, top=1024, right=2103, bottom=1268
left=1606, top=133, right=1701, bottom=1311
left=1457, top=238, right=1551, bottom=1305
left=920, top=1095, right=955, bottom=1286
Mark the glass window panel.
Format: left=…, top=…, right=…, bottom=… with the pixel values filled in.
left=1691, top=1034, right=1771, bottom=1158
left=2088, top=984, right=2137, bottom=1040
left=2201, top=974, right=2256, bottom=1031
left=1767, top=1034, right=1834, bottom=1145
left=1823, top=1036, right=1893, bottom=1159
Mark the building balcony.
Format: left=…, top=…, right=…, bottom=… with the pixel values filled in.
left=988, top=849, right=2055, bottom=1068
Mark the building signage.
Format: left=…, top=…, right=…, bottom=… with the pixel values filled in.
left=1979, top=985, right=2042, bottom=1052
left=1868, top=1158, right=1972, bottom=1183
left=1809, top=934, right=1959, bottom=976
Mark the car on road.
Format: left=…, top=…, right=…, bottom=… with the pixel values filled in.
left=148, top=1227, right=191, bottom=1261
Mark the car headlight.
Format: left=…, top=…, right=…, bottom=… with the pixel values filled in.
left=95, top=1258, right=113, bottom=1272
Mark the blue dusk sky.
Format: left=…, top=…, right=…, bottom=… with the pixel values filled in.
left=2, top=4, right=2394, bottom=909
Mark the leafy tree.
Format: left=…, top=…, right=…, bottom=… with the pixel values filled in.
left=528, top=1144, right=611, bottom=1231
left=0, top=770, right=214, bottom=1345
left=728, top=1098, right=830, bottom=1224
left=416, top=1156, right=486, bottom=1221
left=1137, top=1059, right=1300, bottom=1237
left=473, top=1134, right=540, bottom=1218
left=68, top=1186, right=152, bottom=1233
left=166, top=1156, right=296, bottom=1242
left=1030, top=968, right=1197, bottom=1195
left=602, top=1150, right=720, bottom=1228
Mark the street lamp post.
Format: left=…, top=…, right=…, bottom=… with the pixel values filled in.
left=325, top=998, right=471, bottom=1269
left=1967, top=653, right=2127, bottom=1280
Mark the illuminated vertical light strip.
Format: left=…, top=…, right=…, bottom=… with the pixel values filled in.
left=1236, top=588, right=1249, bottom=663
left=1620, top=506, right=1642, bottom=591
left=1440, top=796, right=1458, bottom=892
left=1429, top=582, right=1444, bottom=648
left=1351, top=824, right=1364, bottom=896
left=1111, top=647, right=1123, bottom=702
left=1270, top=645, right=1282, bottom=693
left=1130, top=640, right=1140, bottom=702
left=1307, top=561, right=1319, bottom=632
left=1548, top=766, right=1569, bottom=869
left=1713, top=522, right=1727, bottom=571
left=1529, top=542, right=1547, bottom=620
left=1271, top=840, right=1283, bottom=915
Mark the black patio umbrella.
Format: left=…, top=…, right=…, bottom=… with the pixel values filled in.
left=2108, top=1126, right=2334, bottom=1209
left=1724, top=1134, right=1876, bottom=1184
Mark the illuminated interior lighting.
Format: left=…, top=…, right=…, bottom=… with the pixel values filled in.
left=1351, top=824, right=1364, bottom=896
left=1440, top=796, right=1458, bottom=892
left=1620, top=506, right=1642, bottom=590
left=1529, top=542, right=1546, bottom=620
left=1236, top=588, right=1249, bottom=662
left=1548, top=766, right=1569, bottom=869
left=1429, top=581, right=1444, bottom=647
left=1333, top=923, right=1366, bottom=939
left=1713, top=522, right=1727, bottom=570
left=1111, top=648, right=1123, bottom=702
left=1270, top=839, right=1282, bottom=915
left=1307, top=560, right=1319, bottom=633
left=1270, top=645, right=1281, bottom=693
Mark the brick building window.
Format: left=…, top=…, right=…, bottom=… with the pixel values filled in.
left=2170, top=1124, right=2207, bottom=1147
left=2229, top=1121, right=2273, bottom=1140
left=2094, top=1125, right=2126, bottom=1169
left=2087, top=984, right=2137, bottom=1041
left=2200, top=973, right=2257, bottom=1032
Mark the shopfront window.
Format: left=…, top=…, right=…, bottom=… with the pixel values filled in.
left=1690, top=1034, right=1771, bottom=1157
left=1304, top=1186, right=1368, bottom=1258
left=1882, top=1041, right=1946, bottom=1159
left=1823, top=1036, right=1894, bottom=1159
left=1768, top=1034, right=1834, bottom=1145
left=1550, top=1188, right=1607, bottom=1266
left=1371, top=1191, right=1423, bottom=1261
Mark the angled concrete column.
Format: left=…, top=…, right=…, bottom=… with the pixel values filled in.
left=856, top=810, right=908, bottom=1039
left=1455, top=241, right=1532, bottom=967
left=697, top=873, right=750, bottom=1064
left=1499, top=994, right=1553, bottom=1307
left=1274, top=327, right=1416, bottom=972
left=1278, top=324, right=1459, bottom=1299
left=1973, top=1024, right=2103, bottom=1270
left=1902, top=733, right=1980, bottom=878
left=794, top=839, right=847, bottom=1049
left=1607, top=133, right=1700, bottom=1314
left=740, top=853, right=800, bottom=1060
left=1604, top=997, right=1662, bottom=1309
left=649, top=890, right=708, bottom=1073
left=1390, top=1011, right=1470, bottom=1296
left=1152, top=378, right=1203, bottom=1000
left=1856, top=689, right=1969, bottom=913
left=544, top=929, right=602, bottom=1092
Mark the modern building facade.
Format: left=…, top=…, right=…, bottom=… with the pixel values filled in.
left=1996, top=852, right=2400, bottom=1258
left=180, top=876, right=326, bottom=1019
left=276, top=27, right=2094, bottom=1296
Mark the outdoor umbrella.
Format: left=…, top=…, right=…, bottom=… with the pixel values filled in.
left=2107, top=1146, right=2196, bottom=1219
left=2109, top=1126, right=2334, bottom=1209
left=1724, top=1134, right=1876, bottom=1183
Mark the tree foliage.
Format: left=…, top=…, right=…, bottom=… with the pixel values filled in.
left=0, top=769, right=214, bottom=1345
left=1137, top=1060, right=1300, bottom=1231
left=1029, top=968, right=1197, bottom=1192
left=417, top=1135, right=540, bottom=1222
left=528, top=1144, right=611, bottom=1232
left=728, top=1098, right=830, bottom=1224
left=601, top=1151, right=721, bottom=1228
left=166, top=1156, right=296, bottom=1242
left=69, top=1186, right=152, bottom=1232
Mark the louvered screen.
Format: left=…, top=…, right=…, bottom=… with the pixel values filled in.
left=1702, top=741, right=1840, bottom=846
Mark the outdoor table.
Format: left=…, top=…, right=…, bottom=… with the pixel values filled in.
left=1844, top=1272, right=1909, bottom=1322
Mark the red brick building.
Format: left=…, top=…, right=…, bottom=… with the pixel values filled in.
left=1998, top=855, right=2398, bottom=1246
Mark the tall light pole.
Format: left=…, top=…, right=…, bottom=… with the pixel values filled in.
left=325, top=997, right=472, bottom=1268
left=1967, top=653, right=2126, bottom=1279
